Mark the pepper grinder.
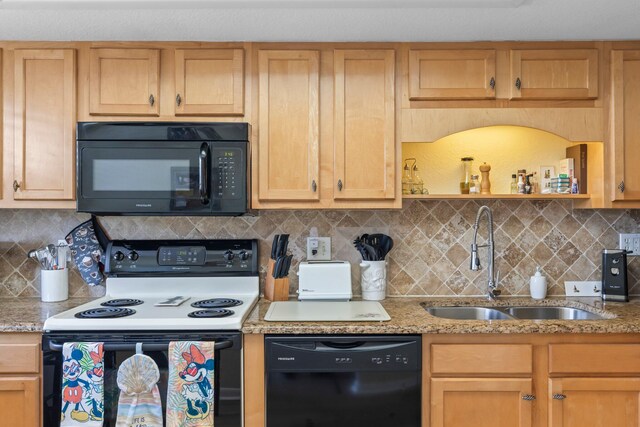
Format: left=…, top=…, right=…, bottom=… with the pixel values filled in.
left=479, top=162, right=491, bottom=194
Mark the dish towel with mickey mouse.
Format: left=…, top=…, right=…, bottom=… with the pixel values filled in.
left=166, top=341, right=215, bottom=427
left=60, top=342, right=104, bottom=426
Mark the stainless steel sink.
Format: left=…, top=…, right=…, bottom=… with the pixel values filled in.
left=424, top=305, right=606, bottom=320
left=425, top=306, right=514, bottom=320
left=504, top=306, right=605, bottom=320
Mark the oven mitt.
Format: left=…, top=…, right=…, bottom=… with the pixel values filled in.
left=116, top=353, right=163, bottom=427
left=60, top=342, right=104, bottom=426
left=166, top=342, right=215, bottom=427
left=65, top=216, right=109, bottom=286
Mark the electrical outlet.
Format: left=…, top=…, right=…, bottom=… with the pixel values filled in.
left=307, top=237, right=331, bottom=261
left=619, top=233, right=640, bottom=256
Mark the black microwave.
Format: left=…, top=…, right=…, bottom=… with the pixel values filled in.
left=77, top=122, right=249, bottom=215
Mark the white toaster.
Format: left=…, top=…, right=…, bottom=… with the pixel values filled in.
left=297, top=261, right=352, bottom=301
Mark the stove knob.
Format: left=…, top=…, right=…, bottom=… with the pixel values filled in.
left=239, top=250, right=249, bottom=261
left=224, top=250, right=235, bottom=261
left=128, top=251, right=139, bottom=261
left=113, top=251, right=125, bottom=261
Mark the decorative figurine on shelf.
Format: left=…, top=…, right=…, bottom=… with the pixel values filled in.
left=571, top=177, right=579, bottom=194
left=479, top=162, right=491, bottom=194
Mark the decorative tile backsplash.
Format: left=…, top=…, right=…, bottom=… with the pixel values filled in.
left=2, top=200, right=640, bottom=299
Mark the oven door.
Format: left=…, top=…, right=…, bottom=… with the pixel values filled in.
left=77, top=140, right=212, bottom=214
left=42, top=331, right=242, bottom=427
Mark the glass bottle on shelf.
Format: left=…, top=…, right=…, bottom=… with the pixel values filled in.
left=460, top=157, right=474, bottom=194
left=411, top=164, right=425, bottom=194
left=510, top=174, right=518, bottom=194
left=469, top=175, right=480, bottom=194
left=402, top=158, right=415, bottom=195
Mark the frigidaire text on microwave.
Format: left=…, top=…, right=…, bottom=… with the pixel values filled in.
left=76, top=122, right=249, bottom=215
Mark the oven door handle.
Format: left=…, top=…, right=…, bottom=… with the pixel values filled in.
left=47, top=339, right=233, bottom=352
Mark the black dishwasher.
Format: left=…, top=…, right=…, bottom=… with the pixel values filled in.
left=265, top=335, right=421, bottom=427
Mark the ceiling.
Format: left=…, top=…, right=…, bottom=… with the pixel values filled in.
left=0, top=0, right=638, bottom=42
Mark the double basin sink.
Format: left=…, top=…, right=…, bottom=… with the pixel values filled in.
left=425, top=305, right=607, bottom=320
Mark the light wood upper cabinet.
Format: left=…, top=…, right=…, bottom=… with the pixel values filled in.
left=409, top=49, right=496, bottom=100
left=13, top=49, right=76, bottom=201
left=258, top=50, right=320, bottom=202
left=549, top=378, right=640, bottom=427
left=510, top=49, right=599, bottom=100
left=611, top=50, right=640, bottom=201
left=175, top=48, right=244, bottom=116
left=431, top=378, right=533, bottom=427
left=334, top=49, right=395, bottom=200
left=89, top=48, right=160, bottom=116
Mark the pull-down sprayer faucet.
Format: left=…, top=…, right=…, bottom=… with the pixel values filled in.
left=470, top=205, right=501, bottom=300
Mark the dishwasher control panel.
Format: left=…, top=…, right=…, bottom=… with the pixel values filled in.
left=265, top=335, right=421, bottom=372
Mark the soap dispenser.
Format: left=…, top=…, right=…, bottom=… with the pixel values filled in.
left=530, top=266, right=547, bottom=300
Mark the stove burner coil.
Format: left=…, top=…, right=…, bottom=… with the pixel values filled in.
left=100, top=298, right=144, bottom=307
left=188, top=309, right=234, bottom=318
left=191, top=298, right=243, bottom=309
left=74, top=307, right=136, bottom=319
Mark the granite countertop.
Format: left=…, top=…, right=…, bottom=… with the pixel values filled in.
left=0, top=298, right=95, bottom=332
left=241, top=296, right=640, bottom=335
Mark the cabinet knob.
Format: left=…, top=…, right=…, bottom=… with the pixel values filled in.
left=618, top=180, right=625, bottom=193
left=515, top=78, right=522, bottom=91
left=13, top=180, right=20, bottom=192
left=149, top=94, right=155, bottom=106
left=490, top=77, right=496, bottom=90
left=176, top=94, right=182, bottom=107
left=337, top=179, right=343, bottom=191
left=552, top=393, right=567, bottom=400
left=312, top=180, right=317, bottom=192
left=521, top=394, right=536, bottom=401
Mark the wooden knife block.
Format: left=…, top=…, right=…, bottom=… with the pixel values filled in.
left=264, top=259, right=290, bottom=301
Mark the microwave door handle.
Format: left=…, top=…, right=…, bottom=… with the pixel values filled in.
left=199, top=144, right=210, bottom=204
left=47, top=339, right=233, bottom=352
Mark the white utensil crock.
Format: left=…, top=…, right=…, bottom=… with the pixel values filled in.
left=360, top=260, right=387, bottom=301
left=41, top=269, right=69, bottom=302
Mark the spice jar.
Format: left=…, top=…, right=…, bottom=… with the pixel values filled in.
left=460, top=157, right=474, bottom=194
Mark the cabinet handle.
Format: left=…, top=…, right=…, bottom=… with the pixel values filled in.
left=176, top=94, right=182, bottom=107
left=312, top=180, right=317, bottom=192
left=13, top=180, right=20, bottom=192
left=489, top=77, right=496, bottom=90
left=337, top=179, right=343, bottom=191
left=149, top=94, right=155, bottom=106
left=618, top=180, right=625, bottom=193
left=515, top=78, right=522, bottom=91
left=552, top=393, right=567, bottom=400
left=521, top=394, right=536, bottom=401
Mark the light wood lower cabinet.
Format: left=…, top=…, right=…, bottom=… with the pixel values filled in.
left=432, top=378, right=533, bottom=427
left=548, top=378, right=640, bottom=427
left=0, top=334, right=41, bottom=427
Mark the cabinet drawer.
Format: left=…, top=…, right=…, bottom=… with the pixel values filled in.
left=431, top=344, right=532, bottom=375
left=549, top=344, right=640, bottom=375
left=0, top=344, right=40, bottom=374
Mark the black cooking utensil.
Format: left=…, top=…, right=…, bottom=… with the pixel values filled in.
left=270, top=234, right=280, bottom=260
left=273, top=256, right=284, bottom=278
left=282, top=254, right=293, bottom=277
left=277, top=234, right=289, bottom=258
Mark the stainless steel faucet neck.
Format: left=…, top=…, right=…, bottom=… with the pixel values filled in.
left=470, top=205, right=500, bottom=300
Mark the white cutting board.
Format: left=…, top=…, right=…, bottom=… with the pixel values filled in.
left=264, top=301, right=391, bottom=322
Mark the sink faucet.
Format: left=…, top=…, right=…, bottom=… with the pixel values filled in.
left=470, top=205, right=501, bottom=300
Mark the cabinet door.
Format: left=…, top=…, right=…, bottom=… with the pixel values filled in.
left=409, top=49, right=496, bottom=100
left=334, top=49, right=395, bottom=200
left=258, top=50, right=320, bottom=202
left=549, top=378, right=640, bottom=427
left=175, top=48, right=244, bottom=116
left=431, top=378, right=533, bottom=427
left=89, top=48, right=159, bottom=116
left=611, top=50, right=640, bottom=201
left=13, top=49, right=76, bottom=200
left=0, top=376, right=39, bottom=427
left=510, top=49, right=598, bottom=99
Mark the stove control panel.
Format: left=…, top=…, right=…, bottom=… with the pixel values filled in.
left=105, top=239, right=259, bottom=276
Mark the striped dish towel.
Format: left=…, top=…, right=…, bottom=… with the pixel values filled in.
left=166, top=342, right=215, bottom=427
left=116, top=353, right=163, bottom=427
left=60, top=342, right=104, bottom=426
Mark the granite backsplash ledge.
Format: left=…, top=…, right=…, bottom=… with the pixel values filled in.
left=1, top=200, right=640, bottom=299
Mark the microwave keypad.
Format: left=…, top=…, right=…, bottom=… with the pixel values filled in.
left=215, top=149, right=241, bottom=199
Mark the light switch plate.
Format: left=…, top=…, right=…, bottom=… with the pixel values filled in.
left=564, top=281, right=601, bottom=297
left=306, top=237, right=331, bottom=261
